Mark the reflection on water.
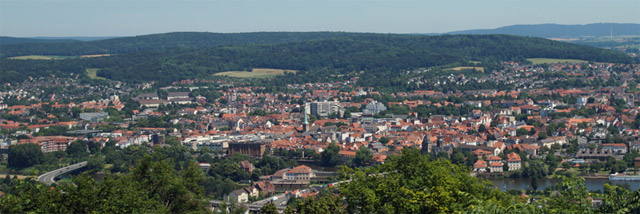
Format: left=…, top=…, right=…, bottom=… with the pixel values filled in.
left=486, top=177, right=639, bottom=192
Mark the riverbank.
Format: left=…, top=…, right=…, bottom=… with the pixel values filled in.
left=486, top=177, right=639, bottom=192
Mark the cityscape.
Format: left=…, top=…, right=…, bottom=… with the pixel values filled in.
left=1, top=0, right=640, bottom=213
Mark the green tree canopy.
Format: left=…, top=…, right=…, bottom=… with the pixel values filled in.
left=354, top=146, right=373, bottom=167
left=8, top=143, right=44, bottom=168
left=321, top=143, right=342, bottom=167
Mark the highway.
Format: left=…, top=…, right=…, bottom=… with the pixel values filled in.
left=37, top=161, right=88, bottom=185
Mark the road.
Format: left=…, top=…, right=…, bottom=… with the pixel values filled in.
left=37, top=161, right=88, bottom=185
left=252, top=193, right=289, bottom=207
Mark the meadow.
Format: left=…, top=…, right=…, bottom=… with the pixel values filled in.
left=527, top=58, right=588, bottom=65
left=214, top=68, right=297, bottom=78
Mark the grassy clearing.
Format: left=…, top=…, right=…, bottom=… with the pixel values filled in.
left=8, top=55, right=77, bottom=60
left=214, top=68, right=297, bottom=78
left=79, top=54, right=111, bottom=58
left=527, top=58, right=588, bottom=65
left=443, top=66, right=485, bottom=72
left=0, top=173, right=33, bottom=180
left=86, top=68, right=106, bottom=80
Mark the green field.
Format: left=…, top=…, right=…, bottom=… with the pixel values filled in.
left=8, top=55, right=77, bottom=60
left=527, top=58, right=588, bottom=65
left=214, top=68, right=297, bottom=78
left=443, top=66, right=485, bottom=72
left=86, top=68, right=106, bottom=80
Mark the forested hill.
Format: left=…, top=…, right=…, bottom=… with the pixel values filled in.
left=0, top=32, right=362, bottom=58
left=0, top=33, right=634, bottom=86
left=447, top=23, right=640, bottom=38
left=93, top=34, right=634, bottom=84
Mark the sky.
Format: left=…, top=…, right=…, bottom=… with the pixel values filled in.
left=1, top=0, right=639, bottom=37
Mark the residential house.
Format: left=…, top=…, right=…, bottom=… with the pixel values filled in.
left=507, top=152, right=521, bottom=171
left=473, top=159, right=487, bottom=172
left=244, top=186, right=259, bottom=198
left=489, top=162, right=504, bottom=173
left=226, top=189, right=248, bottom=203
left=487, top=156, right=502, bottom=165
left=254, top=180, right=275, bottom=196
left=239, top=160, right=255, bottom=173
left=540, top=136, right=567, bottom=148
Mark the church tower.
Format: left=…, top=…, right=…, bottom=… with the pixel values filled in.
left=303, top=106, right=310, bottom=132
left=421, top=134, right=431, bottom=155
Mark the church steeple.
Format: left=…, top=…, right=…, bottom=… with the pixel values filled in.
left=421, top=134, right=431, bottom=155
left=303, top=104, right=310, bottom=132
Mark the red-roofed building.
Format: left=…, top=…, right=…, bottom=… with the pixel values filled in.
left=285, top=165, right=315, bottom=181
left=473, top=160, right=487, bottom=172
left=489, top=162, right=504, bottom=173
left=602, top=143, right=627, bottom=154
left=19, top=136, right=77, bottom=153
left=507, top=153, right=521, bottom=171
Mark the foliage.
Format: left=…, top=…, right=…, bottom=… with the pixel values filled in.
left=354, top=146, right=373, bottom=167
left=0, top=154, right=207, bottom=213
left=66, top=140, right=89, bottom=159
left=258, top=202, right=278, bottom=214
left=1, top=33, right=633, bottom=85
left=8, top=143, right=44, bottom=168
left=321, top=143, right=342, bottom=167
left=292, top=194, right=346, bottom=214
left=339, top=148, right=516, bottom=213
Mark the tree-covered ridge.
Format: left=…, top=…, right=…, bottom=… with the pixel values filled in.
left=0, top=33, right=634, bottom=86
left=96, top=34, right=634, bottom=84
left=0, top=32, right=363, bottom=58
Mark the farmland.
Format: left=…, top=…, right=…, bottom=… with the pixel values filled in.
left=527, top=58, right=588, bottom=65
left=443, top=66, right=485, bottom=72
left=7, top=55, right=77, bottom=60
left=214, top=68, right=297, bottom=78
left=86, top=68, right=106, bottom=80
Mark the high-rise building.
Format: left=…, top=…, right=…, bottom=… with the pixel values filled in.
left=307, top=101, right=340, bottom=117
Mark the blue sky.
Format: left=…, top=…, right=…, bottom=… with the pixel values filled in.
left=1, top=0, right=639, bottom=37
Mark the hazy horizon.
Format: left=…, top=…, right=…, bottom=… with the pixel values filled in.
left=1, top=0, right=639, bottom=37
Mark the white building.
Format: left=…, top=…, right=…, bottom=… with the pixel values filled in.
left=363, top=101, right=387, bottom=115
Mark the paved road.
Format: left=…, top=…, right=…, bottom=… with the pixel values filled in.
left=253, top=193, right=289, bottom=207
left=37, top=161, right=87, bottom=185
left=210, top=199, right=287, bottom=211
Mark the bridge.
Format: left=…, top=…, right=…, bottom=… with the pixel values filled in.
left=37, top=161, right=88, bottom=185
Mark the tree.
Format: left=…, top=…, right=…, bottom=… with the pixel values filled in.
left=3, top=174, right=10, bottom=185
left=86, top=156, right=106, bottom=173
left=354, top=146, right=373, bottom=167
left=545, top=175, right=592, bottom=213
left=259, top=203, right=278, bottom=214
left=339, top=148, right=522, bottom=213
left=321, top=143, right=341, bottom=167
left=598, top=183, right=640, bottom=213
left=293, top=194, right=345, bottom=214
left=66, top=140, right=89, bottom=159
left=8, top=143, right=43, bottom=168
left=378, top=137, right=390, bottom=144
left=478, top=125, right=487, bottom=133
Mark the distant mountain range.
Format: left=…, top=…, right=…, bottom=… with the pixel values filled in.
left=2, top=23, right=639, bottom=46
left=446, top=23, right=640, bottom=38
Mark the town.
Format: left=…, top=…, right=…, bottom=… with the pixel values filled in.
left=1, top=58, right=640, bottom=212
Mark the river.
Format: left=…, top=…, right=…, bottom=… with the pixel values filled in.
left=486, top=177, right=639, bottom=192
